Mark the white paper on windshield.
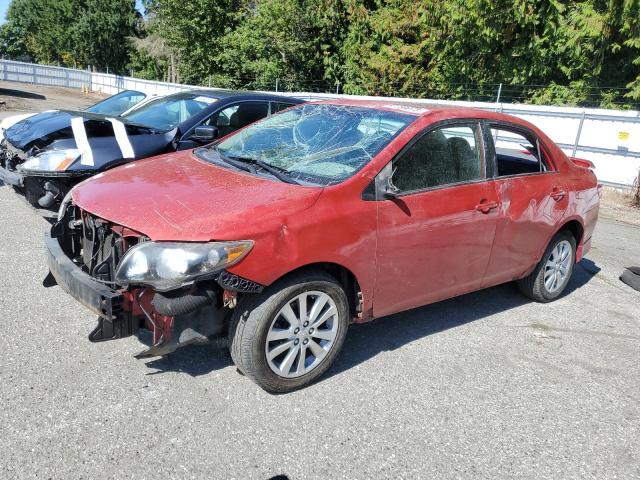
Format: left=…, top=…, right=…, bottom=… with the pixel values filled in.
left=108, top=118, right=135, bottom=159
left=71, top=117, right=94, bottom=166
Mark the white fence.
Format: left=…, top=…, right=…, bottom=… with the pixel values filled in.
left=90, top=72, right=196, bottom=96
left=1, top=59, right=91, bottom=89
left=2, top=59, right=639, bottom=188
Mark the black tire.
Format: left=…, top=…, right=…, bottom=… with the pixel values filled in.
left=517, top=230, right=576, bottom=302
left=228, top=270, right=349, bottom=393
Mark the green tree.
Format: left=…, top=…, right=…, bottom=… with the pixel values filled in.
left=305, top=0, right=353, bottom=88
left=331, top=0, right=639, bottom=107
left=70, top=0, right=139, bottom=73
left=214, top=0, right=323, bottom=90
left=143, top=0, right=241, bottom=84
left=0, top=0, right=138, bottom=72
left=2, top=0, right=639, bottom=108
left=619, top=0, right=640, bottom=101
left=0, top=19, right=30, bottom=60
left=338, top=0, right=432, bottom=96
left=129, top=33, right=171, bottom=81
left=1, top=0, right=78, bottom=65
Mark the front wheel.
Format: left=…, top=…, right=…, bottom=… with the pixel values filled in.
left=228, top=271, right=350, bottom=393
left=517, top=230, right=576, bottom=302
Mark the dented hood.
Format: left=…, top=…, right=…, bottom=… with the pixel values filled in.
left=5, top=110, right=173, bottom=170
left=4, top=110, right=78, bottom=150
left=72, top=151, right=323, bottom=241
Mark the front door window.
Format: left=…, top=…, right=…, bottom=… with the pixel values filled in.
left=206, top=102, right=270, bottom=137
left=391, top=124, right=484, bottom=193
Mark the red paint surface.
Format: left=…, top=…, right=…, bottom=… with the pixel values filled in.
left=73, top=101, right=599, bottom=321
left=374, top=181, right=501, bottom=317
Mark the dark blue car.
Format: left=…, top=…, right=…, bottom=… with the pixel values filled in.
left=0, top=90, right=303, bottom=209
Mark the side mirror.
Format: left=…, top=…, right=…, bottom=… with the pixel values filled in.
left=191, top=125, right=219, bottom=142
left=372, top=163, right=401, bottom=200
left=383, top=184, right=399, bottom=199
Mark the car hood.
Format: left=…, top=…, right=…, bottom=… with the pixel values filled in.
left=0, top=112, right=36, bottom=140
left=5, top=110, right=173, bottom=170
left=72, top=151, right=324, bottom=241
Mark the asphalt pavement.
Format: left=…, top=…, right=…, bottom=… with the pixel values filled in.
left=0, top=185, right=639, bottom=480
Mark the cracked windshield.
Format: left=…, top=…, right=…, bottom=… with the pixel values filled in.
left=198, top=104, right=415, bottom=185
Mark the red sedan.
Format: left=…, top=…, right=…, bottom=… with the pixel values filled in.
left=45, top=100, right=600, bottom=392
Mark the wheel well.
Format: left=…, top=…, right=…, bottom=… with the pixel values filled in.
left=559, top=220, right=584, bottom=245
left=278, top=263, right=361, bottom=317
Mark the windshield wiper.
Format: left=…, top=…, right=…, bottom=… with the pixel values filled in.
left=205, top=147, right=256, bottom=173
left=228, top=155, right=300, bottom=185
left=204, top=147, right=300, bottom=185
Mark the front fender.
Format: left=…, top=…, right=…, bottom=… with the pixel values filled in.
left=227, top=188, right=378, bottom=319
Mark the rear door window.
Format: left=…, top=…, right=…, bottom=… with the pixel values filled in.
left=489, top=125, right=553, bottom=176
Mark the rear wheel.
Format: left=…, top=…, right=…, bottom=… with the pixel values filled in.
left=517, top=230, right=576, bottom=302
left=228, top=271, right=349, bottom=393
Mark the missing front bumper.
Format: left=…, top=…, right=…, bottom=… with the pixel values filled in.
left=44, top=230, right=123, bottom=320
left=44, top=230, right=229, bottom=354
left=45, top=230, right=139, bottom=342
left=45, top=222, right=264, bottom=356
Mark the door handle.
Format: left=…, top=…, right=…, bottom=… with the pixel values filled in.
left=550, top=188, right=566, bottom=201
left=475, top=200, right=499, bottom=214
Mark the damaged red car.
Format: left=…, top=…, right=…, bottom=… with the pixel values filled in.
left=44, top=100, right=600, bottom=392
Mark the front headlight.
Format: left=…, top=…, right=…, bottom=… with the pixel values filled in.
left=19, top=149, right=80, bottom=172
left=114, top=240, right=254, bottom=291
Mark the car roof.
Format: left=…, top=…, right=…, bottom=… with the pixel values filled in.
left=164, top=89, right=304, bottom=103
left=154, top=90, right=304, bottom=134
left=306, top=98, right=532, bottom=123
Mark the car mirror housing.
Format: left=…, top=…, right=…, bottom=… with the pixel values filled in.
left=383, top=185, right=399, bottom=199
left=370, top=162, right=399, bottom=200
left=192, top=125, right=219, bottom=142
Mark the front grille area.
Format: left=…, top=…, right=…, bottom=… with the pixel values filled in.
left=59, top=206, right=145, bottom=284
left=81, top=213, right=127, bottom=282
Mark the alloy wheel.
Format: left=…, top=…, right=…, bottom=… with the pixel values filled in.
left=544, top=239, right=573, bottom=293
left=265, top=291, right=339, bottom=378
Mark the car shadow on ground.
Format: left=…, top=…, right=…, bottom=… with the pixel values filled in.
left=0, top=88, right=46, bottom=100
left=143, top=259, right=601, bottom=381
left=323, top=258, right=600, bottom=382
